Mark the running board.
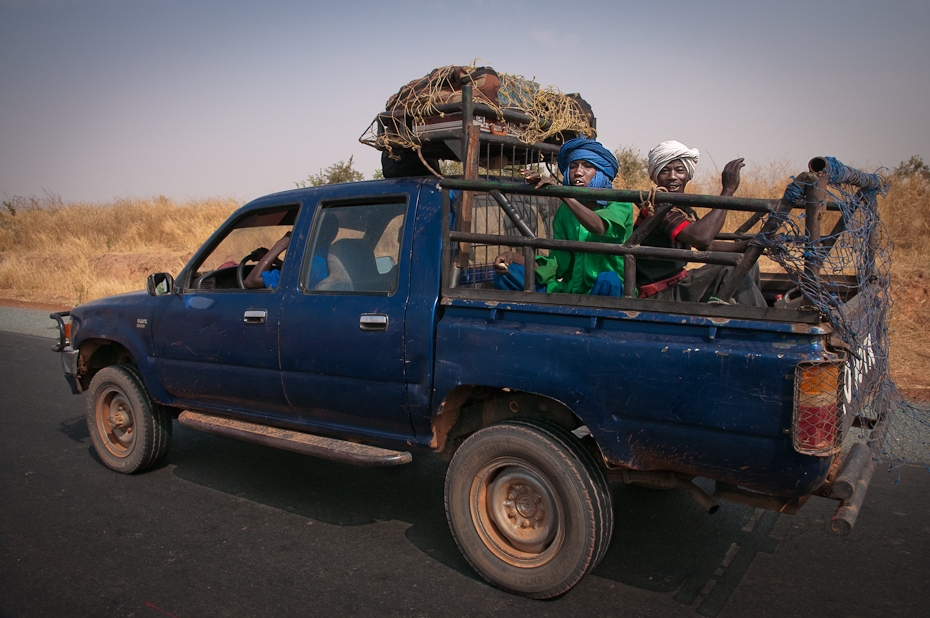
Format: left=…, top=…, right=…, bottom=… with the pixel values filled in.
left=178, top=411, right=413, bottom=467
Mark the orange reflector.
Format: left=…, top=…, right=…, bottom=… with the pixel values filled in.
left=798, top=362, right=839, bottom=395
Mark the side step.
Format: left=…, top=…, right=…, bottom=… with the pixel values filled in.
left=178, top=411, right=412, bottom=467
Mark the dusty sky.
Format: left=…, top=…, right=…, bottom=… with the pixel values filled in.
left=1, top=0, right=927, bottom=203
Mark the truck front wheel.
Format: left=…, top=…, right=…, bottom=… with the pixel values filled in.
left=86, top=365, right=171, bottom=474
left=444, top=418, right=613, bottom=598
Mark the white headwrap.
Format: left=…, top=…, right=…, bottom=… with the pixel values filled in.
left=647, top=140, right=700, bottom=183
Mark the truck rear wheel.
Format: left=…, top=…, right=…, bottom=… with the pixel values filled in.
left=86, top=365, right=171, bottom=474
left=444, top=418, right=613, bottom=598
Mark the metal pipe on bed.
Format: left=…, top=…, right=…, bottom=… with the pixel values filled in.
left=456, top=85, right=480, bottom=269
left=487, top=189, right=539, bottom=292
left=804, top=165, right=829, bottom=278
left=734, top=211, right=766, bottom=234
left=714, top=172, right=820, bottom=302
left=623, top=255, right=636, bottom=298
left=620, top=202, right=676, bottom=298
left=523, top=245, right=536, bottom=292
left=440, top=177, right=843, bottom=213
left=625, top=203, right=675, bottom=246
left=489, top=191, right=537, bottom=239
left=809, top=157, right=886, bottom=193
left=808, top=157, right=886, bottom=280
left=451, top=230, right=743, bottom=266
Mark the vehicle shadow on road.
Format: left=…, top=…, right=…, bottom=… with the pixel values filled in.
left=167, top=424, right=783, bottom=612
left=58, top=415, right=89, bottom=441
left=168, top=425, right=479, bottom=580
left=596, top=484, right=780, bottom=617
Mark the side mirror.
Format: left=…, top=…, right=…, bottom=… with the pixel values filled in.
left=147, top=273, right=175, bottom=296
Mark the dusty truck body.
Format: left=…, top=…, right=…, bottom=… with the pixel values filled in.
left=51, top=86, right=891, bottom=598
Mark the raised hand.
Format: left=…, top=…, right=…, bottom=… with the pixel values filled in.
left=721, top=158, right=745, bottom=197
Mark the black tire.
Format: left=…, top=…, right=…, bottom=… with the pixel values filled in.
left=85, top=365, right=171, bottom=474
left=444, top=418, right=613, bottom=599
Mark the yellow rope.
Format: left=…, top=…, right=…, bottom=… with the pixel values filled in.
left=500, top=73, right=595, bottom=145
left=360, top=64, right=596, bottom=158
left=637, top=186, right=668, bottom=219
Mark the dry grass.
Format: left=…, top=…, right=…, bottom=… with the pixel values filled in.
left=0, top=195, right=238, bottom=305
left=878, top=176, right=930, bottom=398
left=2, top=165, right=927, bottom=394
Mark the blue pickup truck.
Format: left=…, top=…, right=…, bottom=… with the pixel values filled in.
left=51, top=160, right=891, bottom=598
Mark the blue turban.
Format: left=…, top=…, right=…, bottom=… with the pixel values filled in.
left=557, top=137, right=618, bottom=190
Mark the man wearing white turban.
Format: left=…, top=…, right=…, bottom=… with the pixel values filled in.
left=647, top=140, right=700, bottom=186
left=634, top=140, right=765, bottom=306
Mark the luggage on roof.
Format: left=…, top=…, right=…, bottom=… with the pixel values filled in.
left=360, top=64, right=597, bottom=167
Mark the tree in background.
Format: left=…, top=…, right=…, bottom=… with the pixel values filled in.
left=612, top=145, right=651, bottom=190
left=296, top=155, right=365, bottom=187
left=879, top=156, right=929, bottom=261
left=894, top=155, right=930, bottom=186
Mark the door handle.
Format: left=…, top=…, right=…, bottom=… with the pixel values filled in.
left=359, top=313, right=388, bottom=331
left=243, top=309, right=267, bottom=324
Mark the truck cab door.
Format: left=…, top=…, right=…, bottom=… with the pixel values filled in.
left=278, top=196, right=414, bottom=441
left=151, top=204, right=299, bottom=415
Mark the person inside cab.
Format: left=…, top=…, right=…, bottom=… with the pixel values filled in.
left=243, top=232, right=292, bottom=289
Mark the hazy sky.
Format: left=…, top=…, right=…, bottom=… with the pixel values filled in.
left=1, top=0, right=927, bottom=203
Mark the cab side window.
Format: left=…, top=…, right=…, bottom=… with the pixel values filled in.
left=302, top=201, right=407, bottom=294
left=187, top=206, right=299, bottom=291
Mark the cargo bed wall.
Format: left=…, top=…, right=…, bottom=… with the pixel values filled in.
left=433, top=298, right=834, bottom=497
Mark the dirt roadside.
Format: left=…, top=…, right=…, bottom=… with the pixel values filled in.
left=0, top=297, right=68, bottom=312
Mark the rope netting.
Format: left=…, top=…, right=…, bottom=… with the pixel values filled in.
left=497, top=73, right=597, bottom=146
left=753, top=158, right=930, bottom=467
left=359, top=64, right=596, bottom=159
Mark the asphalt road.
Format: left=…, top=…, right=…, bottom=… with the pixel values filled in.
left=1, top=320, right=929, bottom=617
left=0, top=305, right=63, bottom=339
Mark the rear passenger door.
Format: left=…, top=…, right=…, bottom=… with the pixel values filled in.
left=278, top=196, right=414, bottom=441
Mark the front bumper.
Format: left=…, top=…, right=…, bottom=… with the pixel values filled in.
left=49, top=311, right=81, bottom=394
left=60, top=346, right=82, bottom=394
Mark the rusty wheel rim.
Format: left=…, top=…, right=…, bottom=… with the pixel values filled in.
left=94, top=385, right=135, bottom=458
left=469, top=457, right=564, bottom=568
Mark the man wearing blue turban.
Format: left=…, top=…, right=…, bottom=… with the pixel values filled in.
left=557, top=136, right=618, bottom=192
left=494, top=137, right=634, bottom=295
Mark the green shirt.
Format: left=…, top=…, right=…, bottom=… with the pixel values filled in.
left=535, top=201, right=634, bottom=295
